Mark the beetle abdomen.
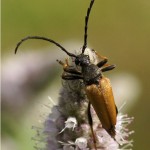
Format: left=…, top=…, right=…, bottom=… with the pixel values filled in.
left=85, top=77, right=117, bottom=137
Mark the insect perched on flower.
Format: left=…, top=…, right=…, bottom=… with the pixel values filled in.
left=15, top=0, right=133, bottom=149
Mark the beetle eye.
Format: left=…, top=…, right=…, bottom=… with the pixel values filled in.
left=75, top=58, right=79, bottom=65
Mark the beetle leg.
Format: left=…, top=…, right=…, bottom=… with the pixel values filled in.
left=101, top=64, right=116, bottom=72
left=115, top=105, right=118, bottom=114
left=64, top=68, right=82, bottom=75
left=92, top=49, right=108, bottom=60
left=109, top=125, right=116, bottom=139
left=92, top=49, right=115, bottom=73
left=61, top=73, right=83, bottom=80
left=97, top=59, right=108, bottom=68
left=57, top=59, right=82, bottom=75
left=57, top=59, right=69, bottom=68
left=88, top=102, right=97, bottom=150
left=65, top=58, right=69, bottom=66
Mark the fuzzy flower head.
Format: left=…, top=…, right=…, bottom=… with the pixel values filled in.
left=33, top=48, right=134, bottom=150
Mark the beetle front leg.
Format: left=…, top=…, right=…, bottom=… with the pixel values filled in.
left=101, top=64, right=116, bottom=72
left=57, top=58, right=69, bottom=68
left=57, top=59, right=82, bottom=75
left=94, top=49, right=116, bottom=73
left=97, top=59, right=116, bottom=72
left=61, top=73, right=83, bottom=80
left=92, top=49, right=108, bottom=60
left=97, top=59, right=108, bottom=68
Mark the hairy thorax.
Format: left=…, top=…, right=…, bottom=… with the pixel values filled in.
left=82, top=64, right=101, bottom=85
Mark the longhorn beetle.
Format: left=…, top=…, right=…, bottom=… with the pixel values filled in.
left=15, top=0, right=118, bottom=149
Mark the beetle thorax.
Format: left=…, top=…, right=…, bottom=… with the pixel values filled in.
left=82, top=64, right=102, bottom=85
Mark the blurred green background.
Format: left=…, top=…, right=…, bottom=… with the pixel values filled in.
left=2, top=0, right=150, bottom=150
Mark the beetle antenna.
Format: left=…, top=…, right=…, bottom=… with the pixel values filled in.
left=82, top=0, right=95, bottom=53
left=14, top=36, right=77, bottom=58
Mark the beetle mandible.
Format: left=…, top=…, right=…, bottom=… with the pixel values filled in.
left=15, top=0, right=118, bottom=149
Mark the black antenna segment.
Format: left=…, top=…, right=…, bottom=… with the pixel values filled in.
left=14, top=36, right=77, bottom=58
left=82, top=0, right=95, bottom=53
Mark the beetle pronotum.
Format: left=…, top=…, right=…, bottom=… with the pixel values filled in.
left=15, top=0, right=118, bottom=149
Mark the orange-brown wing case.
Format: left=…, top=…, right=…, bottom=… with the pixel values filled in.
left=85, top=77, right=117, bottom=137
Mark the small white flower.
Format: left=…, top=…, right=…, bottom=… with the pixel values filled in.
left=75, top=137, right=88, bottom=149
left=59, top=117, right=77, bottom=134
left=59, top=137, right=88, bottom=150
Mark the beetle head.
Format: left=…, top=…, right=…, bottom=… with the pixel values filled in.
left=75, top=54, right=90, bottom=66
